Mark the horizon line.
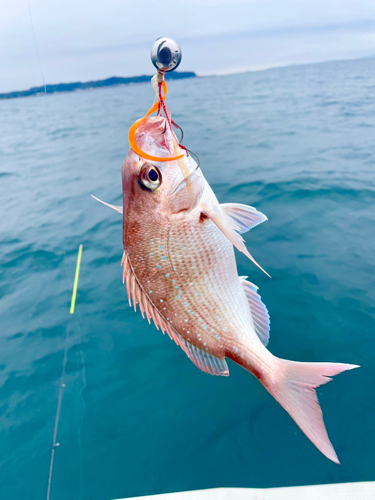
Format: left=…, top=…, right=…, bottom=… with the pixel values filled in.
left=199, top=53, right=375, bottom=78
left=1, top=54, right=374, bottom=99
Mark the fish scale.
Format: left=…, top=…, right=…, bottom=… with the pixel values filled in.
left=128, top=206, right=251, bottom=356
left=167, top=212, right=252, bottom=355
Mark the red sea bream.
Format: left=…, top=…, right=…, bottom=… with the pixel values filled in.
left=96, top=114, right=358, bottom=464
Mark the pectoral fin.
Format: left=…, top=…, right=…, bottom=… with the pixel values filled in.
left=202, top=204, right=271, bottom=278
left=221, top=203, right=267, bottom=233
left=91, top=195, right=123, bottom=214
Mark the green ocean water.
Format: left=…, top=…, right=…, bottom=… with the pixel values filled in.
left=0, top=57, right=374, bottom=500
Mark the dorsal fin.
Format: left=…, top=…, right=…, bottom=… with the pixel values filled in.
left=220, top=203, right=267, bottom=234
left=240, top=276, right=270, bottom=346
left=121, top=252, right=229, bottom=376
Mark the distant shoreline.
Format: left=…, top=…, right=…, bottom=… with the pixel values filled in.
left=0, top=71, right=196, bottom=100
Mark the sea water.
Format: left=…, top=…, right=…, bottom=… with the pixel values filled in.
left=0, top=57, right=374, bottom=500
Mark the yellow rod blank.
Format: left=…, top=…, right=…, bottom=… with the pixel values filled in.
left=70, top=244, right=83, bottom=314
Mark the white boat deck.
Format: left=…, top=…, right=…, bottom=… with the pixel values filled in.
left=121, top=481, right=374, bottom=500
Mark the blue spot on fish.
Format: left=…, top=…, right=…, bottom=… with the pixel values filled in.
left=162, top=256, right=166, bottom=260
left=166, top=274, right=170, bottom=277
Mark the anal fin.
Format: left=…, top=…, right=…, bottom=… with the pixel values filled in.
left=240, top=277, right=270, bottom=346
left=121, top=253, right=229, bottom=376
left=179, top=338, right=229, bottom=376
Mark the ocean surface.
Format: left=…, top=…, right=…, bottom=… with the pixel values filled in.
left=0, top=57, right=374, bottom=500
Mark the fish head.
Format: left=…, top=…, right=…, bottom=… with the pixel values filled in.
left=122, top=116, right=204, bottom=225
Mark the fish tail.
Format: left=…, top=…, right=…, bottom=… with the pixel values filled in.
left=265, top=358, right=359, bottom=463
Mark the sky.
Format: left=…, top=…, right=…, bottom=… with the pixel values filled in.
left=1, top=0, right=375, bottom=93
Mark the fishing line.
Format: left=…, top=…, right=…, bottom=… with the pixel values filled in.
left=158, top=80, right=172, bottom=130
left=69, top=245, right=86, bottom=499
left=46, top=245, right=84, bottom=500
left=156, top=77, right=200, bottom=168
left=26, top=6, right=87, bottom=498
left=157, top=78, right=200, bottom=167
left=72, top=291, right=87, bottom=500
left=27, top=0, right=46, bottom=95
left=46, top=322, right=70, bottom=500
left=77, top=336, right=87, bottom=500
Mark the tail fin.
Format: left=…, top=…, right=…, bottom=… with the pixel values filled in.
left=267, top=359, right=359, bottom=463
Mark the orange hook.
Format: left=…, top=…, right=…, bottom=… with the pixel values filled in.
left=128, top=81, right=184, bottom=162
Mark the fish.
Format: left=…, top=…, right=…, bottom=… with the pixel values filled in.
left=94, top=114, right=358, bottom=464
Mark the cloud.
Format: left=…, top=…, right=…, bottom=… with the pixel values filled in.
left=1, top=0, right=375, bottom=92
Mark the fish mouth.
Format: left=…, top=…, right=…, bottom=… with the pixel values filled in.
left=136, top=116, right=172, bottom=153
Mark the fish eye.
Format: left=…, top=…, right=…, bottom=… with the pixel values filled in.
left=139, top=163, right=162, bottom=191
left=148, top=169, right=158, bottom=182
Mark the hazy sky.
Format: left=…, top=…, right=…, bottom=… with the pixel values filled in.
left=1, top=0, right=375, bottom=92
